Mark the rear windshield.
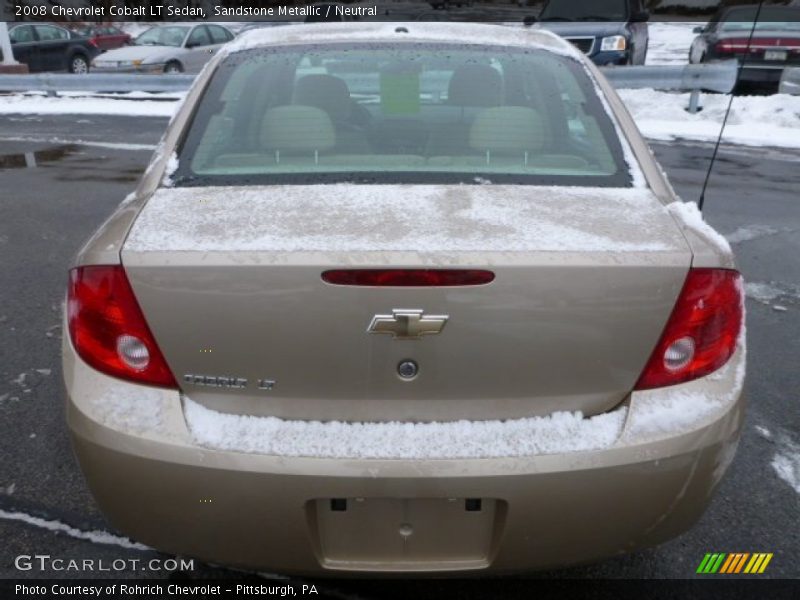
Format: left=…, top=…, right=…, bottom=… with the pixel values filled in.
left=175, top=43, right=632, bottom=187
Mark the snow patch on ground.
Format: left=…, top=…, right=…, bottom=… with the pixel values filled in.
left=0, top=509, right=149, bottom=551
left=0, top=95, right=178, bottom=117
left=0, top=136, right=155, bottom=152
left=746, top=282, right=783, bottom=303
left=184, top=398, right=627, bottom=459
left=745, top=281, right=800, bottom=308
left=619, top=89, right=800, bottom=150
left=724, top=225, right=782, bottom=244
left=771, top=438, right=800, bottom=494
left=755, top=425, right=773, bottom=440
left=646, top=22, right=702, bottom=66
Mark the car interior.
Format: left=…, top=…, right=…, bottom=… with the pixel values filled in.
left=186, top=47, right=623, bottom=179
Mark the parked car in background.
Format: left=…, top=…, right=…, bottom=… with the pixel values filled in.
left=533, top=0, right=650, bottom=65
left=72, top=25, right=131, bottom=51
left=689, top=4, right=800, bottom=88
left=65, top=23, right=745, bottom=574
left=91, top=24, right=234, bottom=74
left=5, top=23, right=101, bottom=74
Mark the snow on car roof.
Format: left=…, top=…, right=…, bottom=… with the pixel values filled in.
left=221, top=21, right=580, bottom=59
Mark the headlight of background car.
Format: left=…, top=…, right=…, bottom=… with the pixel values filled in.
left=600, top=36, right=627, bottom=52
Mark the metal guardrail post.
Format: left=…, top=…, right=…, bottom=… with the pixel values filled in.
left=687, top=90, right=701, bottom=114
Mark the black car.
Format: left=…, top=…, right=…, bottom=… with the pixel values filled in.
left=533, top=0, right=650, bottom=66
left=6, top=23, right=101, bottom=74
left=689, top=4, right=800, bottom=87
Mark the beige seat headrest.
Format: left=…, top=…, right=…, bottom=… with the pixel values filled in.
left=261, top=105, right=336, bottom=153
left=293, top=74, right=353, bottom=123
left=447, top=65, right=503, bottom=107
left=469, top=106, right=546, bottom=154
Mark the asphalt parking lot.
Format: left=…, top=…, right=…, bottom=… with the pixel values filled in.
left=0, top=114, right=798, bottom=587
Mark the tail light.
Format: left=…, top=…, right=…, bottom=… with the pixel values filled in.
left=715, top=38, right=752, bottom=54
left=634, top=268, right=743, bottom=391
left=322, top=269, right=495, bottom=287
left=88, top=38, right=99, bottom=48
left=67, top=266, right=177, bottom=388
left=716, top=38, right=800, bottom=54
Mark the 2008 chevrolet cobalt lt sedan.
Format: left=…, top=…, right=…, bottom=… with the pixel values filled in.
left=63, top=23, right=745, bottom=574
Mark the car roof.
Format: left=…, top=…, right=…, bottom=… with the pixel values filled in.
left=224, top=22, right=578, bottom=58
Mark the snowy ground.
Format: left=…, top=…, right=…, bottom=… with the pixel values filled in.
left=618, top=90, right=800, bottom=149
left=646, top=22, right=700, bottom=66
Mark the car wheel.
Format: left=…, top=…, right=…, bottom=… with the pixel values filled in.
left=69, top=55, right=89, bottom=74
left=164, top=61, right=183, bottom=74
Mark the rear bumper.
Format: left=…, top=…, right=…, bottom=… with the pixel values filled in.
left=740, top=64, right=786, bottom=84
left=64, top=339, right=745, bottom=575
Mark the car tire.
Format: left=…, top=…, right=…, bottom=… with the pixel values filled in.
left=164, top=61, right=183, bottom=74
left=69, top=54, right=89, bottom=74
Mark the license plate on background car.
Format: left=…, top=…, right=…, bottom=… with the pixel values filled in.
left=764, top=50, right=787, bottom=61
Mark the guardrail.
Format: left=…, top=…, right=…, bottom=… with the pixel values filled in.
left=601, top=61, right=739, bottom=113
left=0, top=62, right=740, bottom=113
left=0, top=73, right=195, bottom=95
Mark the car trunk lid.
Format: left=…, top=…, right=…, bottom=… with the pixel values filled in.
left=121, top=184, right=691, bottom=422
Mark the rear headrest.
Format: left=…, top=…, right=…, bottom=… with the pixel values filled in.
left=469, top=107, right=546, bottom=154
left=447, top=65, right=503, bottom=107
left=293, top=74, right=353, bottom=122
left=261, top=105, right=336, bottom=152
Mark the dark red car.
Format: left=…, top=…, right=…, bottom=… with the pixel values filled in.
left=73, top=25, right=131, bottom=51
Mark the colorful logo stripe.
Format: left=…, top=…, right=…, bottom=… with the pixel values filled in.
left=697, top=553, right=773, bottom=574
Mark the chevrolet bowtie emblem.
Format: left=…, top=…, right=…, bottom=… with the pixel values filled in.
left=367, top=309, right=449, bottom=340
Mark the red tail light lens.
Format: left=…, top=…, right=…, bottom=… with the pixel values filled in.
left=88, top=38, right=99, bottom=48
left=634, top=268, right=743, bottom=391
left=322, top=269, right=495, bottom=287
left=67, top=266, right=177, bottom=388
left=715, top=39, right=749, bottom=53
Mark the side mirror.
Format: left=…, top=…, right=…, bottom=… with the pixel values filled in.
left=693, top=26, right=705, bottom=34
left=631, top=10, right=649, bottom=23
left=522, top=15, right=538, bottom=26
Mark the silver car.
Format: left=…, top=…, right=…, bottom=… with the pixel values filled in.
left=91, top=24, right=234, bottom=74
left=65, top=23, right=745, bottom=574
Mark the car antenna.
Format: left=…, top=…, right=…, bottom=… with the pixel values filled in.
left=698, top=0, right=765, bottom=212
